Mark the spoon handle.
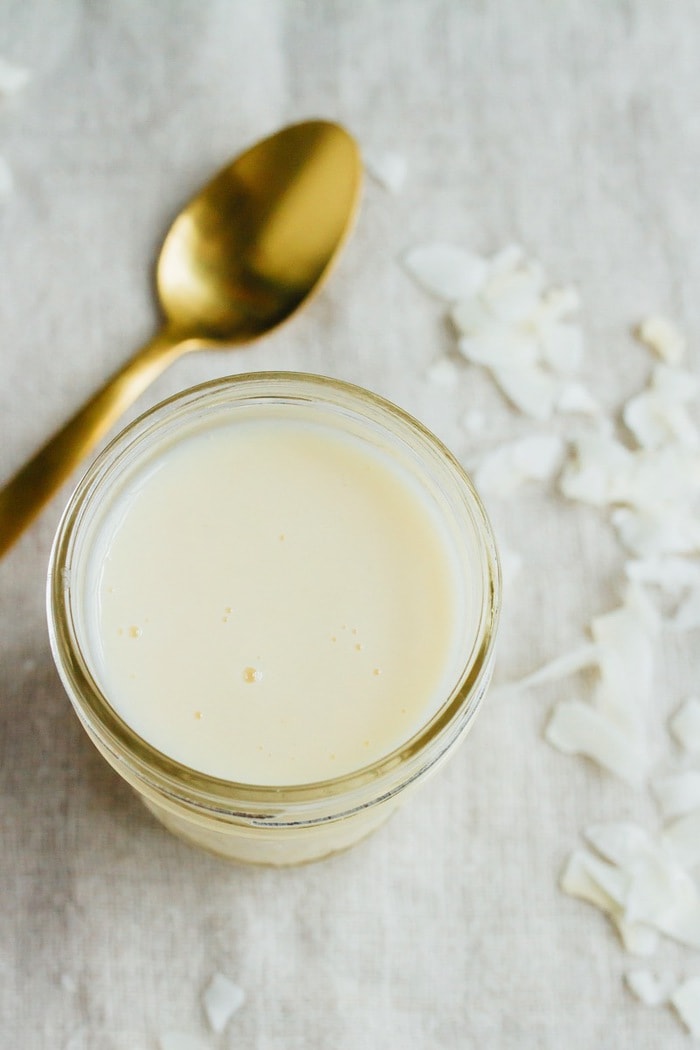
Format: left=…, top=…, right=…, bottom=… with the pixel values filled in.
left=0, top=329, right=186, bottom=557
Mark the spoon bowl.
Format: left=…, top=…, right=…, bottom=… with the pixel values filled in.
left=0, top=120, right=362, bottom=555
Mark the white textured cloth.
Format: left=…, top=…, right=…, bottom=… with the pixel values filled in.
left=1, top=2, right=698, bottom=1047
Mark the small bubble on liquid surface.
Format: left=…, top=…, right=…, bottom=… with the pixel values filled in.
left=243, top=666, right=263, bottom=684
left=194, top=711, right=202, bottom=720
left=128, top=625, right=142, bottom=639
left=355, top=643, right=363, bottom=652
left=372, top=668, right=381, bottom=676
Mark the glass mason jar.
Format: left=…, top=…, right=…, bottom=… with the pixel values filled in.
left=47, top=372, right=500, bottom=865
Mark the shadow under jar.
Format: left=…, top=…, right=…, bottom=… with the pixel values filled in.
left=47, top=372, right=500, bottom=865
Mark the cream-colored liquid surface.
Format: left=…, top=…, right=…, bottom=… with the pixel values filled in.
left=84, top=410, right=466, bottom=785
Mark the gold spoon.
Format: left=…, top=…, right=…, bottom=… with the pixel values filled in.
left=0, top=119, right=362, bottom=557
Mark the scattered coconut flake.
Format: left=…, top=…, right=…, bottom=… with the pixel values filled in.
left=616, top=918, right=660, bottom=958
left=457, top=328, right=539, bottom=370
left=202, top=973, right=245, bottom=1034
left=159, top=1035, right=210, bottom=1050
left=652, top=364, right=700, bottom=402
left=625, top=555, right=700, bottom=596
left=487, top=243, right=526, bottom=277
left=556, top=382, right=601, bottom=416
left=0, top=57, right=30, bottom=97
left=625, top=969, right=677, bottom=1007
left=545, top=700, right=646, bottom=786
left=652, top=770, right=700, bottom=821
left=623, top=384, right=700, bottom=451
left=671, top=977, right=700, bottom=1037
left=612, top=505, right=700, bottom=559
left=584, top=821, right=656, bottom=869
left=589, top=585, right=658, bottom=733
left=403, top=243, right=488, bottom=301
left=480, top=260, right=546, bottom=324
left=560, top=850, right=658, bottom=955
left=560, top=850, right=625, bottom=912
left=669, top=587, right=700, bottom=632
left=495, top=642, right=600, bottom=696
left=560, top=433, right=634, bottom=507
left=670, top=698, right=700, bottom=753
left=490, top=361, right=559, bottom=421
left=636, top=315, right=686, bottom=365
left=363, top=148, right=407, bottom=193
left=663, top=810, right=700, bottom=869
left=426, top=356, right=461, bottom=387
left=474, top=434, right=564, bottom=496
left=539, top=321, right=584, bottom=374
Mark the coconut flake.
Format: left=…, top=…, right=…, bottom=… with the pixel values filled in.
left=474, top=434, right=564, bottom=496
left=662, top=810, right=700, bottom=869
left=363, top=148, right=407, bottom=193
left=584, top=821, right=656, bottom=869
left=670, top=698, right=700, bottom=753
left=556, top=382, right=601, bottom=416
left=612, top=506, right=700, bottom=559
left=480, top=261, right=546, bottom=324
left=672, top=977, right=700, bottom=1037
left=491, top=361, right=559, bottom=420
left=426, top=356, right=461, bottom=387
left=669, top=587, right=700, bottom=632
left=403, top=243, right=488, bottom=301
left=636, top=316, right=686, bottom=365
left=545, top=700, right=646, bottom=786
left=652, top=770, right=700, bottom=821
left=625, top=556, right=700, bottom=596
left=623, top=388, right=700, bottom=451
left=202, top=973, right=245, bottom=1034
left=624, top=969, right=677, bottom=1007
left=539, top=321, right=584, bottom=374
left=458, top=328, right=539, bottom=370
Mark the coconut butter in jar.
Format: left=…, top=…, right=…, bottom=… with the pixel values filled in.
left=48, top=372, right=500, bottom=865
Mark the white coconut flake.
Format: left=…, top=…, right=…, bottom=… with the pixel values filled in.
left=560, top=850, right=657, bottom=955
left=669, top=587, right=700, bottom=632
left=625, top=969, right=677, bottom=1007
left=556, top=382, right=601, bottom=416
left=491, top=361, right=559, bottom=421
left=495, top=642, right=600, bottom=697
left=474, top=434, right=564, bottom=496
left=625, top=556, right=700, bottom=596
left=670, top=698, right=700, bottom=753
left=612, top=506, right=700, bottom=559
left=623, top=388, right=700, bottom=451
left=636, top=315, right=686, bottom=365
left=672, top=977, right=700, bottom=1037
left=652, top=364, right=700, bottom=402
left=0, top=57, right=30, bottom=97
left=662, top=810, right=700, bottom=869
left=584, top=821, right=657, bottom=869
left=545, top=700, right=646, bottom=786
left=426, top=356, right=461, bottom=387
left=652, top=770, right=700, bottom=821
left=403, top=243, right=488, bottom=302
left=480, top=262, right=546, bottom=325
left=458, top=328, right=540, bottom=370
left=560, top=433, right=634, bottom=507
left=539, top=321, right=584, bottom=375
left=616, top=918, right=660, bottom=958
left=487, top=243, right=526, bottom=277
left=202, top=973, right=245, bottom=1034
left=589, top=586, right=658, bottom=733
left=363, top=148, right=407, bottom=193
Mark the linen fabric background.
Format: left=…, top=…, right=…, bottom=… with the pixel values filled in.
left=1, top=2, right=698, bottom=1047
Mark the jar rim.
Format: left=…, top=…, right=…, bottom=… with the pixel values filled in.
left=47, top=371, right=501, bottom=824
